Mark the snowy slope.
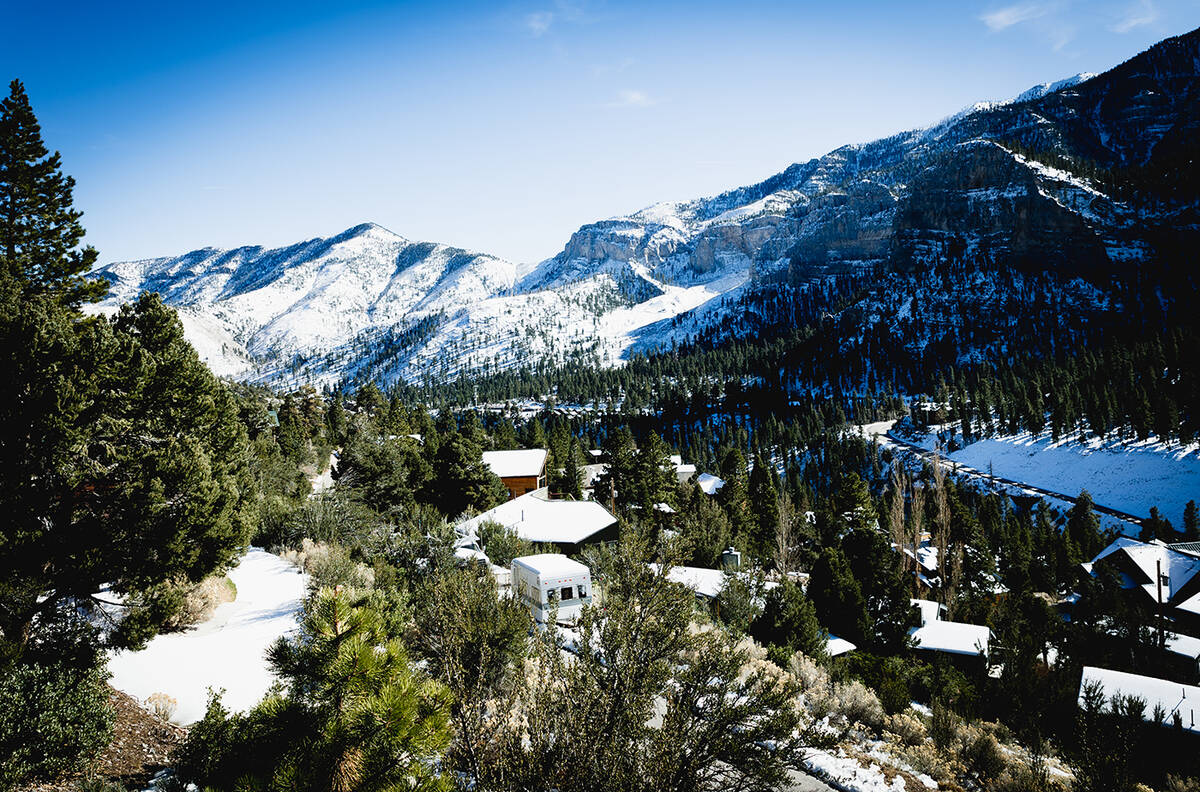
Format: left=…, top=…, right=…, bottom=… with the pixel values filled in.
left=907, top=430, right=1200, bottom=528
left=107, top=548, right=307, bottom=725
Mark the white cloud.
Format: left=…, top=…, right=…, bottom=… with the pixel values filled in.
left=1111, top=0, right=1160, bottom=33
left=611, top=89, right=655, bottom=108
left=525, top=11, right=554, bottom=36
left=980, top=2, right=1052, bottom=31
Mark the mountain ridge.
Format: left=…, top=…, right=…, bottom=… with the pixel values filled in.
left=91, top=26, right=1200, bottom=390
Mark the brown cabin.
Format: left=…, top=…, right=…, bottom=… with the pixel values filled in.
left=482, top=449, right=549, bottom=500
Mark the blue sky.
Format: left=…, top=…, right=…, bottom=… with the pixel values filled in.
left=3, top=0, right=1197, bottom=264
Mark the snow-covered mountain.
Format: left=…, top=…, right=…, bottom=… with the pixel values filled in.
left=92, top=27, right=1200, bottom=389
left=94, top=223, right=519, bottom=383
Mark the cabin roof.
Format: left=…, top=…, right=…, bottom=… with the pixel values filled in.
left=458, top=490, right=617, bottom=545
left=482, top=449, right=548, bottom=479
left=910, top=620, right=991, bottom=657
left=1080, top=666, right=1200, bottom=734
left=512, top=553, right=590, bottom=579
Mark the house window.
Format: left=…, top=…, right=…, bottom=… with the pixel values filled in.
left=561, top=586, right=573, bottom=601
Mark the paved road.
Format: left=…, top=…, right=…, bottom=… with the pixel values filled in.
left=881, top=430, right=1145, bottom=527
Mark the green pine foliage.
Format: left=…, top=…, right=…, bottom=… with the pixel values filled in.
left=0, top=290, right=257, bottom=656
left=171, top=588, right=453, bottom=792
left=0, top=80, right=106, bottom=306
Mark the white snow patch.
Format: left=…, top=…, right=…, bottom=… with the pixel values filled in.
left=925, top=431, right=1200, bottom=526
left=107, top=548, right=307, bottom=724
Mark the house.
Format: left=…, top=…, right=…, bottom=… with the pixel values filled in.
left=670, top=454, right=697, bottom=485
left=908, top=598, right=991, bottom=659
left=512, top=554, right=593, bottom=624
left=1079, top=666, right=1200, bottom=734
left=696, top=473, right=725, bottom=495
left=482, top=449, right=548, bottom=500
left=1084, top=536, right=1200, bottom=634
left=457, top=488, right=618, bottom=555
left=827, top=635, right=858, bottom=657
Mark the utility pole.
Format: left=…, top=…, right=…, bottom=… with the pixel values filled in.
left=1157, top=558, right=1167, bottom=653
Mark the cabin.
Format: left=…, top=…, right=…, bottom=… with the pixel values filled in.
left=512, top=553, right=592, bottom=624
left=1080, top=666, right=1200, bottom=734
left=482, top=449, right=549, bottom=500
left=1084, top=536, right=1200, bottom=635
left=456, top=488, right=619, bottom=555
left=670, top=454, right=697, bottom=485
left=908, top=598, right=991, bottom=660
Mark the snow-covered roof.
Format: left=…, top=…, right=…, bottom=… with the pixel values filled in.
left=649, top=564, right=778, bottom=601
left=697, top=473, right=725, bottom=495
left=1089, top=536, right=1200, bottom=612
left=1166, top=632, right=1200, bottom=661
left=458, top=491, right=617, bottom=546
left=827, top=635, right=857, bottom=657
left=512, top=553, right=590, bottom=580
left=482, top=449, right=548, bottom=479
left=902, top=544, right=940, bottom=573
left=652, top=564, right=728, bottom=599
left=455, top=547, right=490, bottom=565
left=911, top=598, right=946, bottom=627
left=910, top=620, right=991, bottom=657
left=1080, top=666, right=1200, bottom=734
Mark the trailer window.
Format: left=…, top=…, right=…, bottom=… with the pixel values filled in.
left=561, top=586, right=573, bottom=601
left=577, top=584, right=586, bottom=598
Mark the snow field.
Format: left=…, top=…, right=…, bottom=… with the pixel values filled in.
left=933, top=432, right=1200, bottom=527
left=107, top=548, right=308, bottom=724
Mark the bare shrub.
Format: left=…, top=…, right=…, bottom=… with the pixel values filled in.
left=884, top=709, right=927, bottom=746
left=787, top=652, right=884, bottom=730
left=280, top=538, right=374, bottom=592
left=164, top=574, right=237, bottom=629
left=145, top=691, right=177, bottom=722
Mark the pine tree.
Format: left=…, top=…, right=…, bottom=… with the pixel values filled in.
left=631, top=432, right=677, bottom=514
left=1066, top=491, right=1103, bottom=562
left=174, top=588, right=453, bottom=791
left=0, top=291, right=256, bottom=657
left=0, top=80, right=105, bottom=306
left=594, top=427, right=636, bottom=512
left=807, top=547, right=869, bottom=645
left=718, top=448, right=752, bottom=544
left=752, top=580, right=827, bottom=661
left=1184, top=500, right=1200, bottom=542
left=412, top=567, right=529, bottom=787
left=430, top=432, right=506, bottom=518
left=748, top=453, right=779, bottom=556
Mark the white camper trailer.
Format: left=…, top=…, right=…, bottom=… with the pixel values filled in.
left=511, top=553, right=592, bottom=624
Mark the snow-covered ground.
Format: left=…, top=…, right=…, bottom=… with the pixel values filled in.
left=909, top=430, right=1200, bottom=527
left=107, top=548, right=307, bottom=724
left=309, top=450, right=337, bottom=495
left=802, top=746, right=920, bottom=792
